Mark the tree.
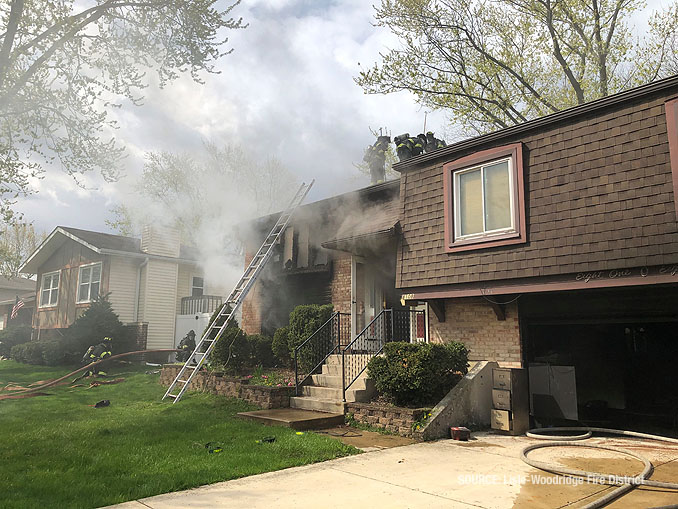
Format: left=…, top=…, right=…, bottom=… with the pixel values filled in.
left=0, top=0, right=246, bottom=224
left=0, top=222, right=45, bottom=277
left=356, top=0, right=678, bottom=135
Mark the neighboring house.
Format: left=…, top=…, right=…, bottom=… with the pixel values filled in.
left=393, top=76, right=678, bottom=427
left=241, top=180, right=427, bottom=342
left=0, top=276, right=36, bottom=330
left=19, top=226, right=222, bottom=357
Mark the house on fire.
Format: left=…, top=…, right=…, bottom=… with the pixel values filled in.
left=19, top=226, right=223, bottom=356
left=243, top=75, right=678, bottom=427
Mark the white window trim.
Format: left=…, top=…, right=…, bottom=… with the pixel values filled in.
left=453, top=156, right=517, bottom=242
left=76, top=262, right=102, bottom=304
left=40, top=270, right=60, bottom=308
left=191, top=275, right=205, bottom=297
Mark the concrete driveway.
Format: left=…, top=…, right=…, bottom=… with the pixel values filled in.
left=109, top=432, right=678, bottom=508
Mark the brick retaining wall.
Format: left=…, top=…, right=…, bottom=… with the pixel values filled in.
left=160, top=365, right=292, bottom=409
left=346, top=402, right=431, bottom=437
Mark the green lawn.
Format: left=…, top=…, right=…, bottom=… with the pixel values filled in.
left=0, top=360, right=358, bottom=509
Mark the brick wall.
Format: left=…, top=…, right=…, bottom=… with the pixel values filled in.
left=329, top=252, right=352, bottom=314
left=124, top=322, right=148, bottom=350
left=346, top=402, right=430, bottom=437
left=429, top=297, right=522, bottom=368
left=160, top=365, right=292, bottom=409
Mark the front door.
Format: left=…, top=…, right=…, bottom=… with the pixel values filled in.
left=351, top=256, right=384, bottom=338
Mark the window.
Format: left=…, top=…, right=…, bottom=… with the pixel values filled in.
left=40, top=271, right=60, bottom=307
left=191, top=276, right=204, bottom=297
left=77, top=263, right=101, bottom=303
left=443, top=143, right=526, bottom=252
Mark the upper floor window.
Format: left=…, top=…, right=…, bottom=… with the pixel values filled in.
left=77, top=263, right=101, bottom=303
left=191, top=276, right=204, bottom=297
left=40, top=271, right=60, bottom=307
left=443, top=143, right=526, bottom=252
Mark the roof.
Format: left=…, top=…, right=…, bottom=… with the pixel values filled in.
left=19, top=226, right=199, bottom=274
left=394, top=74, right=678, bottom=171
left=0, top=293, right=35, bottom=307
left=321, top=197, right=400, bottom=252
left=0, top=276, right=35, bottom=292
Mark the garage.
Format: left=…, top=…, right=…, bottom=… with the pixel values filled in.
left=521, top=285, right=678, bottom=433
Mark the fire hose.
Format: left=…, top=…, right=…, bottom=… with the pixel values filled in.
left=0, top=349, right=178, bottom=401
left=521, top=427, right=678, bottom=508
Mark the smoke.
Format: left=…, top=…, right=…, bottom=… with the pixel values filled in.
left=115, top=142, right=300, bottom=295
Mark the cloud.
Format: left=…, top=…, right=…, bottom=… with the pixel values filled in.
left=17, top=0, right=448, bottom=232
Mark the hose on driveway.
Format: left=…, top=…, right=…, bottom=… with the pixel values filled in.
left=521, top=427, right=678, bottom=508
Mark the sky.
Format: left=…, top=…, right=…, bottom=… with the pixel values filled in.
left=16, top=0, right=449, bottom=236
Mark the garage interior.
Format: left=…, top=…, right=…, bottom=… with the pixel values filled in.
left=520, top=285, right=678, bottom=434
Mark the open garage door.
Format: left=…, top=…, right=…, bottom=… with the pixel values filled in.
left=521, top=285, right=678, bottom=434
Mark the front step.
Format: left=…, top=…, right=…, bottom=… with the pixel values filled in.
left=290, top=396, right=345, bottom=413
left=300, top=384, right=373, bottom=403
left=311, top=373, right=374, bottom=391
left=237, top=408, right=344, bottom=430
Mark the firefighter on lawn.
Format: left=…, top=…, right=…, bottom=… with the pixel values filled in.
left=177, top=330, right=196, bottom=362
left=78, top=336, right=113, bottom=379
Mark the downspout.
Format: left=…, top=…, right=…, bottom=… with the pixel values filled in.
left=134, top=257, right=149, bottom=322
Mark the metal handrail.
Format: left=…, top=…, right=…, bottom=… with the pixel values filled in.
left=341, top=308, right=427, bottom=401
left=342, top=309, right=390, bottom=401
left=294, top=311, right=350, bottom=396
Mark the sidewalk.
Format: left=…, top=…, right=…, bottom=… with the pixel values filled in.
left=108, top=433, right=678, bottom=509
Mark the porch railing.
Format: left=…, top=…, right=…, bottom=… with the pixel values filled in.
left=342, top=308, right=426, bottom=401
left=180, top=295, right=223, bottom=315
left=294, top=311, right=351, bottom=396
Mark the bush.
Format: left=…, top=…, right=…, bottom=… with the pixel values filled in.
left=287, top=304, right=333, bottom=358
left=367, top=341, right=469, bottom=407
left=248, top=334, right=275, bottom=367
left=0, top=324, right=32, bottom=358
left=272, top=326, right=291, bottom=367
left=10, top=341, right=48, bottom=365
left=42, top=339, right=67, bottom=366
left=211, top=327, right=248, bottom=370
left=61, top=295, right=133, bottom=363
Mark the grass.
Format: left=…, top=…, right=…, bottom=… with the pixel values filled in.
left=0, top=360, right=358, bottom=509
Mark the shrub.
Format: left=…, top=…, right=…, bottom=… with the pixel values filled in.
left=367, top=341, right=469, bottom=407
left=287, top=304, right=333, bottom=358
left=211, top=327, right=248, bottom=370
left=10, top=341, right=48, bottom=365
left=272, top=326, right=291, bottom=367
left=61, top=294, right=133, bottom=362
left=0, top=324, right=32, bottom=358
left=42, top=339, right=67, bottom=366
left=248, top=334, right=275, bottom=367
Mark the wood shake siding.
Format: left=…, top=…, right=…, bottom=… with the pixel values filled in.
left=34, top=239, right=108, bottom=330
left=397, top=89, right=678, bottom=289
left=107, top=257, right=139, bottom=323
left=142, top=260, right=178, bottom=349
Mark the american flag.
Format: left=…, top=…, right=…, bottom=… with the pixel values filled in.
left=11, top=297, right=24, bottom=319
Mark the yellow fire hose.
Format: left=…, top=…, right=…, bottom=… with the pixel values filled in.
left=0, top=349, right=178, bottom=401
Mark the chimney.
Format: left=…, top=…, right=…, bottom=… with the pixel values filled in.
left=141, top=224, right=181, bottom=257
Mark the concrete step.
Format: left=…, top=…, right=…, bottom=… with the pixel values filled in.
left=301, top=384, right=374, bottom=403
left=325, top=353, right=374, bottom=365
left=290, top=396, right=345, bottom=413
left=311, top=374, right=375, bottom=392
left=321, top=363, right=342, bottom=376
left=237, top=408, right=344, bottom=430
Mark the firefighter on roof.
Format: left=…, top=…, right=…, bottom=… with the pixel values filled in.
left=363, top=135, right=391, bottom=184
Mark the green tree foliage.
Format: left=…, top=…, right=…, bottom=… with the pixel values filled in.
left=367, top=341, right=469, bottom=406
left=61, top=294, right=133, bottom=362
left=0, top=0, right=246, bottom=224
left=356, top=0, right=678, bottom=135
left=287, top=304, right=334, bottom=359
left=272, top=326, right=291, bottom=367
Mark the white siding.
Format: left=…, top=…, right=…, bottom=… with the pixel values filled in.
left=176, top=264, right=193, bottom=314
left=107, top=256, right=140, bottom=323
left=142, top=260, right=178, bottom=350
left=138, top=264, right=147, bottom=321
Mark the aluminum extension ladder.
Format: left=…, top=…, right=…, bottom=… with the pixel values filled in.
left=162, top=180, right=315, bottom=403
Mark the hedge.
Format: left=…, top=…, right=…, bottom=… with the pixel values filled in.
left=367, top=341, right=469, bottom=407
